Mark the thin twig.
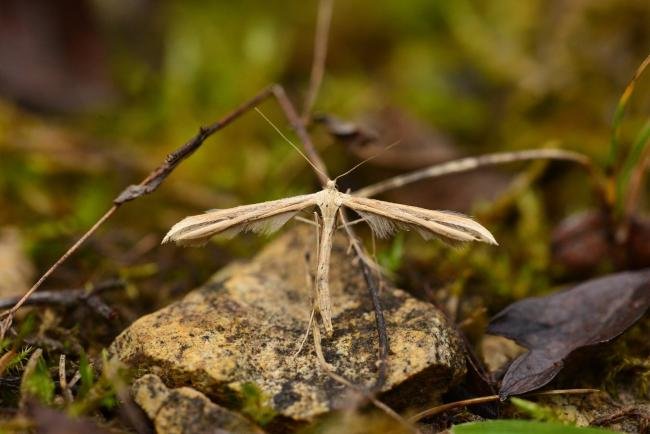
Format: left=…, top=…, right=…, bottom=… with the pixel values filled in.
left=67, top=370, right=83, bottom=390
left=339, top=209, right=389, bottom=389
left=0, top=279, right=126, bottom=313
left=271, top=85, right=330, bottom=185
left=302, top=0, right=334, bottom=122
left=59, top=354, right=73, bottom=403
left=407, top=388, right=600, bottom=422
left=0, top=86, right=277, bottom=340
left=113, top=86, right=277, bottom=205
left=354, top=148, right=592, bottom=198
left=1, top=209, right=117, bottom=337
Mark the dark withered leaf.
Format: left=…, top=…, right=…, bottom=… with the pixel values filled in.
left=488, top=269, right=650, bottom=399
left=314, top=113, right=379, bottom=145
left=552, top=210, right=650, bottom=272
left=316, top=108, right=460, bottom=169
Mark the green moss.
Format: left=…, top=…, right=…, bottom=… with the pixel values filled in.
left=20, top=356, right=55, bottom=405
left=239, top=382, right=277, bottom=426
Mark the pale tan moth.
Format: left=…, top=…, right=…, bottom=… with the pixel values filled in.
left=162, top=110, right=497, bottom=334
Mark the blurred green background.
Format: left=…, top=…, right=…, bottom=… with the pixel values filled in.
left=1, top=0, right=649, bottom=311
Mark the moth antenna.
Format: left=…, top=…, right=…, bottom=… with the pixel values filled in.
left=334, top=139, right=402, bottom=182
left=255, top=107, right=329, bottom=180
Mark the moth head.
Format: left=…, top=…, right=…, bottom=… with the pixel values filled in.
left=326, top=179, right=337, bottom=190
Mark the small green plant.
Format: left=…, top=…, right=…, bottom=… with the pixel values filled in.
left=377, top=233, right=405, bottom=274
left=68, top=350, right=129, bottom=416
left=510, top=397, right=559, bottom=423
left=5, top=346, right=33, bottom=373
left=20, top=351, right=55, bottom=405
left=239, top=382, right=277, bottom=426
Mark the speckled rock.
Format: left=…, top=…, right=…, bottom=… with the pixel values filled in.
left=111, top=226, right=466, bottom=423
left=133, top=374, right=265, bottom=434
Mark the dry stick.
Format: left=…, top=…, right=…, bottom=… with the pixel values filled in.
left=59, top=354, right=73, bottom=404
left=0, top=209, right=116, bottom=337
left=272, top=85, right=329, bottom=185
left=354, top=148, right=592, bottom=198
left=67, top=370, right=82, bottom=390
left=339, top=208, right=388, bottom=386
left=301, top=0, right=334, bottom=122
left=0, top=85, right=277, bottom=340
left=0, top=279, right=124, bottom=314
left=407, top=388, right=600, bottom=423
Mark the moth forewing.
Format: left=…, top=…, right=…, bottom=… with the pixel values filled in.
left=163, top=180, right=497, bottom=336
left=162, top=194, right=319, bottom=246
left=342, top=195, right=497, bottom=245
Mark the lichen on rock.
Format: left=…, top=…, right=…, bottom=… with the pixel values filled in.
left=111, top=226, right=466, bottom=423
left=133, top=374, right=265, bottom=434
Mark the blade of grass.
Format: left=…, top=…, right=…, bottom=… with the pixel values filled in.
left=617, top=119, right=650, bottom=214
left=452, top=420, right=619, bottom=434
left=607, top=54, right=650, bottom=172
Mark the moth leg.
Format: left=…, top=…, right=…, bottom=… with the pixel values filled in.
left=294, top=214, right=321, bottom=357
left=311, top=316, right=335, bottom=371
left=293, top=303, right=316, bottom=357
left=336, top=217, right=365, bottom=231
left=294, top=215, right=321, bottom=228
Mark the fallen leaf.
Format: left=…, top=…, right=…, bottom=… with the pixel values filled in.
left=551, top=210, right=650, bottom=273
left=551, top=211, right=611, bottom=273
left=317, top=107, right=457, bottom=169
left=314, top=113, right=378, bottom=146
left=487, top=270, right=650, bottom=398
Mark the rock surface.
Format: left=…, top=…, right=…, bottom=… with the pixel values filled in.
left=133, top=374, right=265, bottom=434
left=111, top=226, right=466, bottom=423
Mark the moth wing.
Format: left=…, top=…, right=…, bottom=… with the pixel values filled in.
left=163, top=194, right=318, bottom=246
left=343, top=195, right=497, bottom=245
